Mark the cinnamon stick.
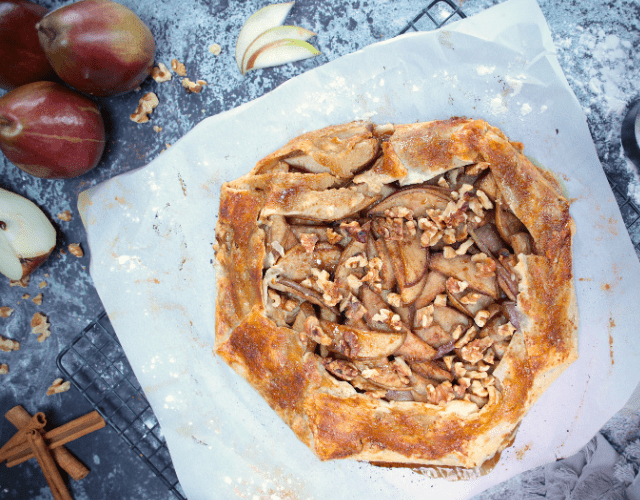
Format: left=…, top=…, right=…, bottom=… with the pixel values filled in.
left=0, top=412, right=46, bottom=461
left=5, top=405, right=89, bottom=481
left=25, top=429, right=73, bottom=500
left=4, top=411, right=105, bottom=467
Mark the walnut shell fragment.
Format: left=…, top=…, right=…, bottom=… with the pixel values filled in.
left=214, top=117, right=578, bottom=469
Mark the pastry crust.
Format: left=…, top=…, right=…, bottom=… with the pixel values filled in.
left=214, top=117, right=578, bottom=468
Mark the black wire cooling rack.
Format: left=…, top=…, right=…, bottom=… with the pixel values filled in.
left=56, top=311, right=186, bottom=500
left=56, top=1, right=640, bottom=499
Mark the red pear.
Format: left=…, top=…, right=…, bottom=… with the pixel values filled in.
left=0, top=81, right=106, bottom=179
left=36, top=0, right=155, bottom=96
left=0, top=0, right=56, bottom=89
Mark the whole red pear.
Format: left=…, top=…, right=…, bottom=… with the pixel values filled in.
left=0, top=81, right=106, bottom=179
left=0, top=0, right=56, bottom=89
left=36, top=0, right=155, bottom=96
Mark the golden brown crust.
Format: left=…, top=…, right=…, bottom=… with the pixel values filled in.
left=214, top=117, right=578, bottom=468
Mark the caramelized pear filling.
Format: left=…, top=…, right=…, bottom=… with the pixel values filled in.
left=262, top=166, right=533, bottom=409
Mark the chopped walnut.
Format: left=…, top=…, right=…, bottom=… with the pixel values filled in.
left=151, top=62, right=172, bottom=82
left=455, top=238, right=474, bottom=255
left=0, top=335, right=19, bottom=352
left=371, top=309, right=402, bottom=331
left=497, top=322, right=517, bottom=338
left=459, top=184, right=474, bottom=198
left=386, top=292, right=402, bottom=308
left=153, top=125, right=163, bottom=133
left=468, top=198, right=484, bottom=217
left=415, top=304, right=434, bottom=327
left=46, top=378, right=71, bottom=396
left=340, top=294, right=367, bottom=321
left=345, top=274, right=363, bottom=292
left=451, top=324, right=464, bottom=341
left=454, top=325, right=478, bottom=349
left=68, top=243, right=83, bottom=258
left=0, top=364, right=7, bottom=375
left=57, top=210, right=72, bottom=222
left=433, top=294, right=447, bottom=307
left=476, top=190, right=493, bottom=209
left=326, top=228, right=343, bottom=244
left=474, top=309, right=491, bottom=327
left=384, top=207, right=413, bottom=219
left=39, top=281, right=47, bottom=289
left=171, top=58, right=187, bottom=76
left=304, top=317, right=332, bottom=346
left=460, top=292, right=481, bottom=305
left=418, top=217, right=441, bottom=247
left=460, top=337, right=494, bottom=364
left=181, top=78, right=207, bottom=93
left=427, top=381, right=455, bottom=405
left=299, top=233, right=319, bottom=254
left=32, top=293, right=43, bottom=305
left=31, top=312, right=51, bottom=342
left=209, top=43, right=222, bottom=55
left=469, top=379, right=489, bottom=397
left=443, top=246, right=456, bottom=259
left=0, top=306, right=13, bottom=318
left=405, top=220, right=417, bottom=236
left=437, top=177, right=450, bottom=188
left=130, top=92, right=159, bottom=123
left=453, top=362, right=466, bottom=378
left=446, top=277, right=468, bottom=294
left=344, top=254, right=368, bottom=268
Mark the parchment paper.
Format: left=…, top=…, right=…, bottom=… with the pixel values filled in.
left=78, top=0, right=640, bottom=498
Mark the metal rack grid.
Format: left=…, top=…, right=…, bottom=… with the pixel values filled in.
left=55, top=2, right=639, bottom=499
left=56, top=311, right=186, bottom=500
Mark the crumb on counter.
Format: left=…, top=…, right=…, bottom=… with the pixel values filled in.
left=151, top=62, right=172, bottom=82
left=57, top=210, right=72, bottom=222
left=209, top=43, right=222, bottom=55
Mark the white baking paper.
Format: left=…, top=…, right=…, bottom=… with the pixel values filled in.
left=78, top=0, right=640, bottom=498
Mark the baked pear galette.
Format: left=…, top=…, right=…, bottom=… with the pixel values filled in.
left=214, top=117, right=578, bottom=468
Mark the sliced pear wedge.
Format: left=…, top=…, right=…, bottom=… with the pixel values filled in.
left=242, top=25, right=316, bottom=74
left=244, top=38, right=320, bottom=74
left=235, top=1, right=295, bottom=71
left=0, top=188, right=56, bottom=281
left=319, top=320, right=406, bottom=360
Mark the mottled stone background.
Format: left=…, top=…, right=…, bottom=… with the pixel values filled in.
left=0, top=0, right=639, bottom=499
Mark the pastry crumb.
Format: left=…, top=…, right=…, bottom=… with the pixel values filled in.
left=0, top=364, right=8, bottom=375
left=32, top=293, right=43, bottom=305
left=209, top=43, right=222, bottom=55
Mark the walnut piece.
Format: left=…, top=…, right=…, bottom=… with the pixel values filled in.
left=171, top=58, right=187, bottom=76
left=0, top=335, right=19, bottom=352
left=151, top=62, right=172, bottom=82
left=32, top=293, right=43, bottom=305
left=57, top=210, right=72, bottom=222
left=0, top=306, right=13, bottom=318
left=68, top=243, right=84, bottom=258
left=181, top=78, right=207, bottom=93
left=130, top=92, right=159, bottom=124
left=0, top=364, right=8, bottom=375
left=46, top=378, right=71, bottom=396
left=31, top=312, right=51, bottom=342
